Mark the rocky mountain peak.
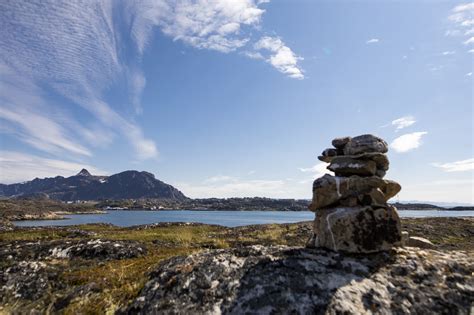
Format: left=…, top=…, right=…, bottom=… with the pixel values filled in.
left=76, top=169, right=92, bottom=177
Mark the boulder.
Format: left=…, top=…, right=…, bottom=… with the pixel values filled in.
left=407, top=236, right=436, bottom=249
left=318, top=148, right=339, bottom=162
left=331, top=136, right=351, bottom=149
left=318, top=155, right=332, bottom=163
left=317, top=152, right=389, bottom=172
left=327, top=156, right=377, bottom=176
left=322, top=148, right=338, bottom=157
left=376, top=169, right=386, bottom=178
left=122, top=245, right=473, bottom=314
left=358, top=188, right=387, bottom=208
left=309, top=175, right=401, bottom=211
left=343, top=134, right=388, bottom=155
left=311, top=206, right=401, bottom=253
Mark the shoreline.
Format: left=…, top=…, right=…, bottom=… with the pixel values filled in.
left=6, top=208, right=474, bottom=224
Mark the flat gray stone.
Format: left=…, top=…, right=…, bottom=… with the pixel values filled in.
left=343, top=134, right=388, bottom=155
left=328, top=157, right=377, bottom=176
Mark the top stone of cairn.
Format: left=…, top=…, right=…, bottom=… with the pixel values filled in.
left=319, top=134, right=390, bottom=178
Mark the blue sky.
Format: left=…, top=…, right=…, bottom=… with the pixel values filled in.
left=0, top=0, right=473, bottom=203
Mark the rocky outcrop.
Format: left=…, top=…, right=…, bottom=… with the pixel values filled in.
left=122, top=245, right=474, bottom=314
left=407, top=236, right=437, bottom=249
left=0, top=239, right=146, bottom=262
left=309, top=134, right=402, bottom=253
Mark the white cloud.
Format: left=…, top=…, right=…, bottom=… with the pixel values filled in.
left=0, top=106, right=92, bottom=157
left=452, top=3, right=474, bottom=13
left=203, top=175, right=237, bottom=184
left=390, top=131, right=428, bottom=153
left=129, top=69, right=147, bottom=115
left=447, top=3, right=474, bottom=47
left=0, top=0, right=303, bottom=163
left=299, top=162, right=332, bottom=182
left=432, top=158, right=474, bottom=172
left=466, top=72, right=473, bottom=76
left=366, top=38, right=380, bottom=44
left=441, top=51, right=456, bottom=55
left=254, top=36, right=304, bottom=79
left=445, top=30, right=461, bottom=36
left=132, top=0, right=267, bottom=53
left=469, top=49, right=474, bottom=53
left=0, top=1, right=158, bottom=160
left=464, top=36, right=474, bottom=44
left=401, top=179, right=474, bottom=204
left=177, top=175, right=290, bottom=198
left=0, top=151, right=105, bottom=184
left=0, top=66, right=97, bottom=157
left=125, top=0, right=304, bottom=80
left=391, top=116, right=416, bottom=131
left=243, top=51, right=265, bottom=60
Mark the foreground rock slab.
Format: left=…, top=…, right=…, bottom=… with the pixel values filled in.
left=122, top=245, right=473, bottom=314
left=312, top=206, right=401, bottom=253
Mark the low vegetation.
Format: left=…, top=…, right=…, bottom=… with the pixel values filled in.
left=0, top=217, right=472, bottom=314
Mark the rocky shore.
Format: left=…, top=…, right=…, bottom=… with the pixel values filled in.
left=0, top=199, right=105, bottom=223
left=0, top=218, right=472, bottom=314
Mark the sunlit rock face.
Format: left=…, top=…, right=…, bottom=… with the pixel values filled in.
left=122, top=245, right=473, bottom=314
left=309, top=134, right=401, bottom=253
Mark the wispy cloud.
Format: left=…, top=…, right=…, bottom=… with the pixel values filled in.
left=0, top=106, right=92, bottom=157
left=253, top=36, right=304, bottom=79
left=366, top=38, right=380, bottom=44
left=466, top=72, right=473, bottom=76
left=125, top=0, right=304, bottom=79
left=390, top=131, right=428, bottom=153
left=464, top=36, right=474, bottom=44
left=129, top=68, right=147, bottom=115
left=0, top=1, right=158, bottom=160
left=447, top=3, right=474, bottom=50
left=391, top=116, right=416, bottom=131
left=177, top=175, right=289, bottom=198
left=0, top=0, right=304, bottom=164
left=0, top=151, right=105, bottom=184
left=152, top=1, right=263, bottom=53
left=0, top=65, right=95, bottom=157
left=298, top=162, right=332, bottom=183
left=441, top=50, right=456, bottom=55
left=432, top=158, right=474, bottom=172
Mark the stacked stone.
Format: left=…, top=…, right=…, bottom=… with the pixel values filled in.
left=307, top=134, right=402, bottom=253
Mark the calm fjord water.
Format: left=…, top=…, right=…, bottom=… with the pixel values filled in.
left=13, top=210, right=474, bottom=228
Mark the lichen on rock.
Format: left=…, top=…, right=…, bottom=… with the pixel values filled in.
left=122, top=245, right=474, bottom=314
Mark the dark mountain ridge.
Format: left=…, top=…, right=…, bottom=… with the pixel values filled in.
left=0, top=169, right=187, bottom=201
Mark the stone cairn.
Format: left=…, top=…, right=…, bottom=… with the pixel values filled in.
left=307, top=134, right=402, bottom=253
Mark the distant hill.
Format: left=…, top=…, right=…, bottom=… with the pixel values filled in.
left=0, top=169, right=187, bottom=201
left=390, top=202, right=442, bottom=210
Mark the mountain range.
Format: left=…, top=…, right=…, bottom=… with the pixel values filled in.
left=0, top=169, right=187, bottom=201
